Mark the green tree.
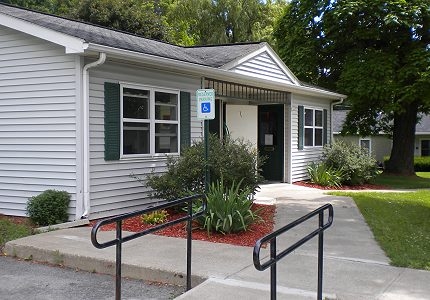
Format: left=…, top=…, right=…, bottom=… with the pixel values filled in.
left=166, top=0, right=287, bottom=46
left=275, top=0, right=430, bottom=175
left=4, top=0, right=171, bottom=41
left=2, top=0, right=80, bottom=14
left=70, top=0, right=170, bottom=41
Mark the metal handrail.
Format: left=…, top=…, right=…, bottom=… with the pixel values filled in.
left=91, top=194, right=206, bottom=300
left=253, top=203, right=334, bottom=300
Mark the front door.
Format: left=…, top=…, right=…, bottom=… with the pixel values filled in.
left=258, top=105, right=284, bottom=181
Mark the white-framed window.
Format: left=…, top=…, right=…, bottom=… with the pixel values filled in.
left=304, top=108, right=324, bottom=147
left=120, top=84, right=180, bottom=157
left=359, top=138, right=372, bottom=154
left=421, top=139, right=430, bottom=156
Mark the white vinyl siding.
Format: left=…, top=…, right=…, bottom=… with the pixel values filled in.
left=231, top=52, right=295, bottom=84
left=284, top=104, right=292, bottom=183
left=291, top=95, right=331, bottom=182
left=0, top=26, right=78, bottom=217
left=88, top=62, right=202, bottom=219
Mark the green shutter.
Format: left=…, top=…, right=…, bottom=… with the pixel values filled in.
left=180, top=91, right=191, bottom=151
left=323, top=109, right=328, bottom=145
left=298, top=105, right=304, bottom=150
left=104, top=82, right=120, bottom=160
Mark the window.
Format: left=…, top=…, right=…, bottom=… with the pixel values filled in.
left=304, top=108, right=324, bottom=147
left=421, top=140, right=430, bottom=156
left=121, top=85, right=179, bottom=157
left=359, top=138, right=371, bottom=154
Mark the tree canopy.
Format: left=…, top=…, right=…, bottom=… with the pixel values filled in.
left=275, top=0, right=430, bottom=175
left=3, top=0, right=287, bottom=46
left=166, top=0, right=286, bottom=46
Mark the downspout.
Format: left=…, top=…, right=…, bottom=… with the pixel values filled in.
left=331, top=98, right=345, bottom=143
left=81, top=53, right=106, bottom=218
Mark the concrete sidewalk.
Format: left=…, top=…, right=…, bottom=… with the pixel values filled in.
left=4, top=184, right=430, bottom=299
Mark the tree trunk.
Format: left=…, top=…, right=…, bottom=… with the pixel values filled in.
left=385, top=104, right=418, bottom=175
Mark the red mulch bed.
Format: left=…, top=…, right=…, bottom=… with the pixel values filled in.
left=89, top=204, right=275, bottom=247
left=294, top=181, right=389, bottom=190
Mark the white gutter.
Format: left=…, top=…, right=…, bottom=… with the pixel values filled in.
left=81, top=52, right=106, bottom=218
left=86, top=43, right=346, bottom=100
left=331, top=98, right=345, bottom=143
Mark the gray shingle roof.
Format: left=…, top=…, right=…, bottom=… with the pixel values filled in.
left=417, top=114, right=430, bottom=133
left=333, top=110, right=430, bottom=134
left=0, top=3, right=265, bottom=68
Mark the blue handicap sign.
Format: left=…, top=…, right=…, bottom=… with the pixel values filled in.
left=201, top=102, right=211, bottom=113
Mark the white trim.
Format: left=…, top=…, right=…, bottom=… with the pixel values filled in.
left=304, top=107, right=324, bottom=148
left=120, top=83, right=180, bottom=158
left=86, top=43, right=346, bottom=100
left=419, top=138, right=430, bottom=156
left=359, top=137, right=372, bottom=154
left=0, top=12, right=88, bottom=53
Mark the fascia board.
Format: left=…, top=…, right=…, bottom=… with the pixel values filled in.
left=220, top=43, right=301, bottom=85
left=0, top=13, right=88, bottom=53
left=87, top=43, right=346, bottom=100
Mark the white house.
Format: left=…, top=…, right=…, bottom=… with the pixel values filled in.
left=333, top=110, right=430, bottom=162
left=0, top=3, right=345, bottom=220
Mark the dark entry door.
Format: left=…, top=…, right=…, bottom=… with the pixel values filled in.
left=422, top=140, right=430, bottom=156
left=258, top=105, right=284, bottom=181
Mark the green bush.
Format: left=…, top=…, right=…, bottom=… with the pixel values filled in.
left=145, top=134, right=265, bottom=200
left=306, top=161, right=344, bottom=187
left=200, top=179, right=262, bottom=234
left=322, top=141, right=378, bottom=185
left=26, top=190, right=70, bottom=226
left=414, top=156, right=430, bottom=171
left=383, top=156, right=430, bottom=172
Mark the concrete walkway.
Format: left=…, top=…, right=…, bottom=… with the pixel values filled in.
left=4, top=184, right=430, bottom=299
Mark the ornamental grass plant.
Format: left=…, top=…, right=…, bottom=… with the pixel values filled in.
left=201, top=179, right=262, bottom=235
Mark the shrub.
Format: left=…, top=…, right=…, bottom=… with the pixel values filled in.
left=306, top=161, right=344, bottom=188
left=383, top=156, right=430, bottom=172
left=200, top=179, right=262, bottom=235
left=414, top=156, right=430, bottom=172
left=141, top=210, right=169, bottom=225
left=145, top=134, right=265, bottom=200
left=26, top=190, right=70, bottom=226
left=322, top=141, right=378, bottom=185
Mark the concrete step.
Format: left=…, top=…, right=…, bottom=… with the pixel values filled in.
left=175, top=277, right=337, bottom=300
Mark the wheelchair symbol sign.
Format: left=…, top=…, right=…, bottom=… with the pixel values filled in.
left=196, top=89, right=215, bottom=120
left=201, top=102, right=211, bottom=113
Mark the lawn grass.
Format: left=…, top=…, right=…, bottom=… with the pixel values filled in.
left=372, top=172, right=430, bottom=189
left=330, top=190, right=430, bottom=270
left=0, top=219, right=33, bottom=251
left=417, top=172, right=430, bottom=179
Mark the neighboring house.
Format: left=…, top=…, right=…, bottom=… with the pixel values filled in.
left=0, top=4, right=345, bottom=220
left=333, top=110, right=430, bottom=162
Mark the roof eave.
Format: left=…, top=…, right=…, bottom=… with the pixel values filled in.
left=87, top=43, right=346, bottom=100
left=0, top=12, right=88, bottom=53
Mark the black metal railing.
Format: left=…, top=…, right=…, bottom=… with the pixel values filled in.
left=253, top=203, right=334, bottom=300
left=91, top=194, right=206, bottom=300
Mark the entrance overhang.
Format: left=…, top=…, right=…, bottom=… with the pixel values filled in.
left=204, top=78, right=290, bottom=104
